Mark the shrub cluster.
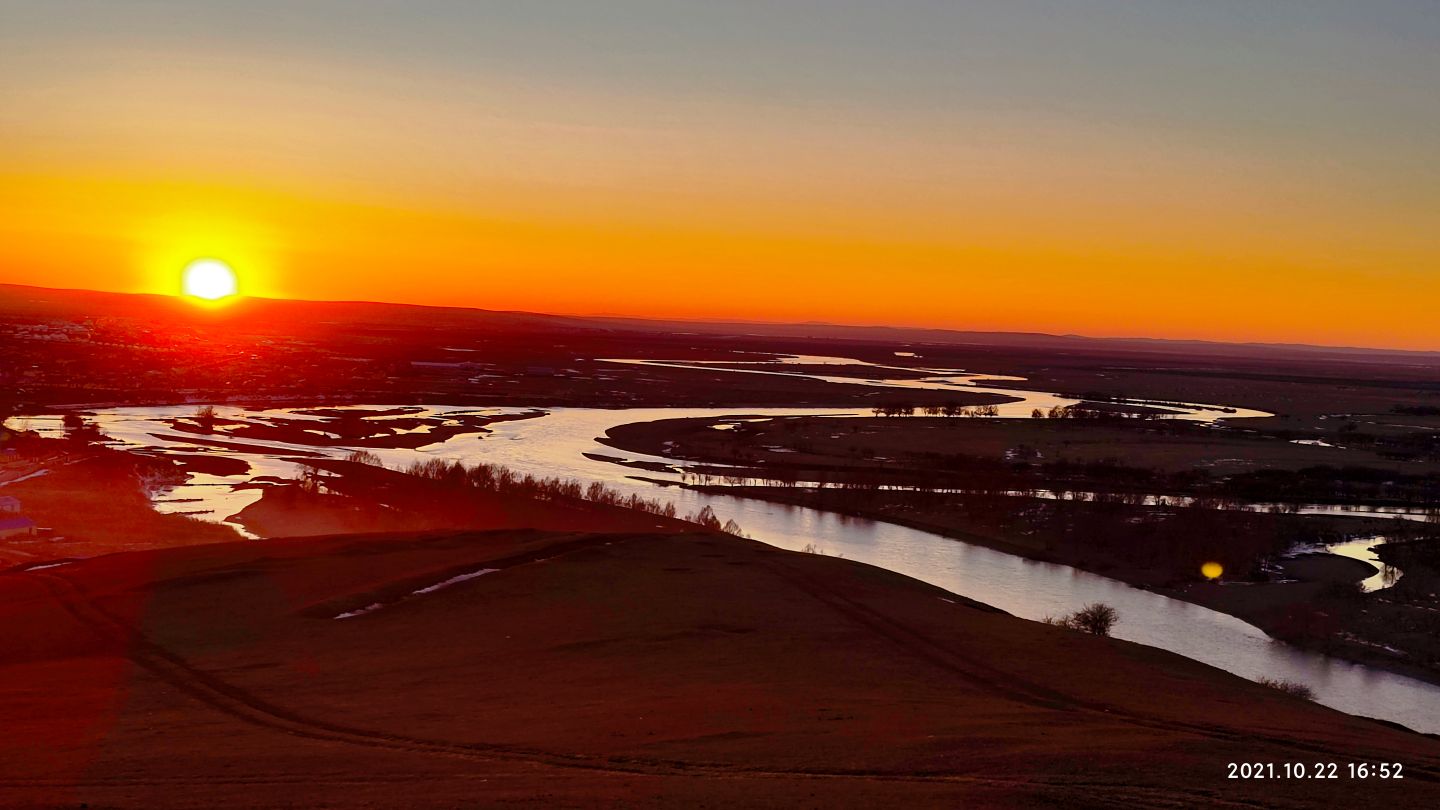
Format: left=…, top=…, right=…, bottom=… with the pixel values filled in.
left=400, top=457, right=743, bottom=535
left=1043, top=602, right=1119, bottom=636
left=1255, top=677, right=1315, bottom=700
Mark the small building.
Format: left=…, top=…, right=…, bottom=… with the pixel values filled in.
left=0, top=516, right=37, bottom=539
left=0, top=496, right=20, bottom=514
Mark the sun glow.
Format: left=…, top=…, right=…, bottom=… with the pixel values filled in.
left=182, top=259, right=239, bottom=301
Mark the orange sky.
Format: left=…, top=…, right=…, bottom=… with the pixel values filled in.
left=3, top=2, right=1439, bottom=349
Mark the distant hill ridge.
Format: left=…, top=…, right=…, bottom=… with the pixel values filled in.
left=3, top=281, right=1437, bottom=363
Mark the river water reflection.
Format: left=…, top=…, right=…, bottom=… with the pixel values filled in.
left=17, top=395, right=1440, bottom=734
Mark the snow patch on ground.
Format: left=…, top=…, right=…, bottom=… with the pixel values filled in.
left=412, top=568, right=499, bottom=596
left=334, top=568, right=500, bottom=619
left=0, top=469, right=51, bottom=488
left=334, top=602, right=386, bottom=620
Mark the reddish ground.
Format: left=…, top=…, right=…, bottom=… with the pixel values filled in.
left=2, top=529, right=1438, bottom=808
left=231, top=458, right=694, bottom=539
left=0, top=444, right=693, bottom=566
left=0, top=449, right=239, bottom=566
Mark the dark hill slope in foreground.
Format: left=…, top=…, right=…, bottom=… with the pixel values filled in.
left=2, top=529, right=1438, bottom=808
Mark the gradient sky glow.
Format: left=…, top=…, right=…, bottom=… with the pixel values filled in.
left=3, top=1, right=1439, bottom=348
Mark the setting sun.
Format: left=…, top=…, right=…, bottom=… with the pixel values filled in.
left=182, top=259, right=239, bottom=301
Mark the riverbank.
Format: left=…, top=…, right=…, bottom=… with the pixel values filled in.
left=0, top=432, right=705, bottom=565
left=0, top=443, right=240, bottom=566
left=3, top=527, right=1437, bottom=807
left=691, top=482, right=1440, bottom=687
left=601, top=413, right=1440, bottom=501
left=229, top=457, right=707, bottom=539
left=598, top=413, right=1440, bottom=681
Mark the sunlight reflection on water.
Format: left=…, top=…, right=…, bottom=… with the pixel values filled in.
left=13, top=357, right=1438, bottom=733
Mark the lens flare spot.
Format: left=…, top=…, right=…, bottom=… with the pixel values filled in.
left=1201, top=561, right=1224, bottom=580
left=182, top=259, right=239, bottom=301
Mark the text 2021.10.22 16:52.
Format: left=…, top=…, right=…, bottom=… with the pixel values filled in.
left=1228, top=762, right=1403, bottom=780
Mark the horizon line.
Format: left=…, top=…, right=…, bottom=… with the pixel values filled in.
left=3, top=280, right=1439, bottom=359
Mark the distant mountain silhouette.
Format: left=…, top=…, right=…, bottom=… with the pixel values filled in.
left=4, top=282, right=1437, bottom=363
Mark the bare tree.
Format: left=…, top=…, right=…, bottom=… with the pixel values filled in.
left=1044, top=603, right=1119, bottom=636
left=1256, top=677, right=1314, bottom=700
left=344, top=449, right=384, bottom=467
left=194, top=405, right=217, bottom=433
left=690, top=505, right=722, bottom=530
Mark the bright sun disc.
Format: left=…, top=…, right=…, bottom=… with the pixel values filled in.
left=182, top=259, right=239, bottom=301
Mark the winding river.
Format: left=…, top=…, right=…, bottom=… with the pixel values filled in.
left=14, top=355, right=1440, bottom=734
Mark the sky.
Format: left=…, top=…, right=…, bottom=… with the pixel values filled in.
left=2, top=1, right=1438, bottom=349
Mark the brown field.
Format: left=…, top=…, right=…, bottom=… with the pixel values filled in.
left=3, top=528, right=1439, bottom=808
left=0, top=437, right=701, bottom=567
left=0, top=447, right=240, bottom=566
left=230, top=457, right=695, bottom=540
